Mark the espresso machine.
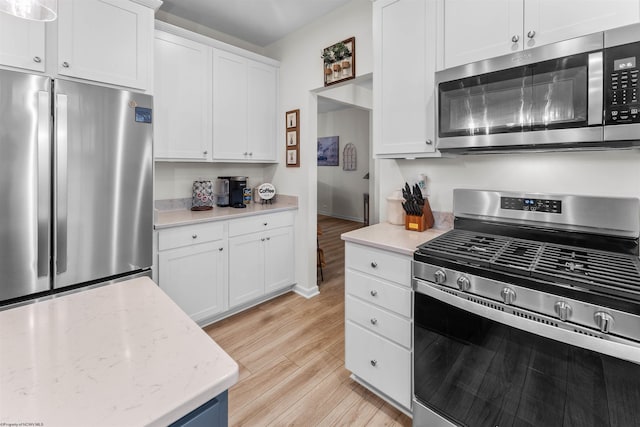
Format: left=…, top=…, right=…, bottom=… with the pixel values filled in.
left=216, top=176, right=247, bottom=208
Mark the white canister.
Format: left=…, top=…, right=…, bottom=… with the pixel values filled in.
left=386, top=190, right=405, bottom=225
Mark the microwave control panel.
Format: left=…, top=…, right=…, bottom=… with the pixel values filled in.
left=605, top=42, right=639, bottom=124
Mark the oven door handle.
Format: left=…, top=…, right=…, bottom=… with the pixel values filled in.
left=414, top=280, right=640, bottom=364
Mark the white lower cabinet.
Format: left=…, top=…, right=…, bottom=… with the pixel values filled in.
left=344, top=242, right=413, bottom=411
left=157, top=211, right=295, bottom=325
left=228, top=213, right=295, bottom=308
left=158, top=241, right=227, bottom=323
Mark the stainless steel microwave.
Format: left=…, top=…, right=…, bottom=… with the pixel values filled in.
left=436, top=23, right=640, bottom=153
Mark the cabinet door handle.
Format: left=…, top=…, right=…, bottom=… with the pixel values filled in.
left=511, top=35, right=520, bottom=43
left=62, top=62, right=70, bottom=68
left=425, top=139, right=433, bottom=145
left=192, top=234, right=197, bottom=239
left=370, top=290, right=378, bottom=297
left=370, top=318, right=377, bottom=325
left=370, top=261, right=378, bottom=268
left=33, top=56, right=42, bottom=63
left=370, top=359, right=377, bottom=367
left=527, top=30, right=536, bottom=39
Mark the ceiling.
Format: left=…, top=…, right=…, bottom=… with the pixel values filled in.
left=159, top=0, right=353, bottom=47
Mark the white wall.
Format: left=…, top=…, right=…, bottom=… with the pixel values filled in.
left=317, top=107, right=370, bottom=222
left=155, top=163, right=271, bottom=200
left=384, top=150, right=640, bottom=215
left=264, top=0, right=373, bottom=297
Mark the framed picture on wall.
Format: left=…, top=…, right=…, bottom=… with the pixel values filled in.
left=287, top=130, right=297, bottom=146
left=285, top=109, right=300, bottom=168
left=317, top=136, right=339, bottom=166
left=287, top=149, right=298, bottom=165
left=286, top=110, right=298, bottom=129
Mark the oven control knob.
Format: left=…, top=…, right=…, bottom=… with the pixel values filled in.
left=594, top=312, right=614, bottom=334
left=434, top=270, right=447, bottom=284
left=501, top=288, right=516, bottom=305
left=554, top=301, right=572, bottom=322
left=456, top=275, right=470, bottom=292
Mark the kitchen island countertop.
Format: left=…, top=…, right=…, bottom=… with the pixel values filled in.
left=341, top=222, right=449, bottom=256
left=0, top=277, right=238, bottom=427
left=155, top=195, right=298, bottom=229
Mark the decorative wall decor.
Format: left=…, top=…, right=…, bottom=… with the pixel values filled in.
left=322, top=37, right=355, bottom=87
left=285, top=109, right=300, bottom=167
left=317, top=136, right=339, bottom=166
left=343, top=143, right=356, bottom=171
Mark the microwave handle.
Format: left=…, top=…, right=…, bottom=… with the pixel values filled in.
left=588, top=52, right=603, bottom=126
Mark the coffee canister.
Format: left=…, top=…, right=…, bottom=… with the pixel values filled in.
left=243, top=187, right=252, bottom=205
left=191, top=180, right=214, bottom=211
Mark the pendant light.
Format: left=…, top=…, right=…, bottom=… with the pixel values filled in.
left=0, top=0, right=57, bottom=22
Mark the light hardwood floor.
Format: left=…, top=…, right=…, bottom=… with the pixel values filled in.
left=204, top=215, right=412, bottom=426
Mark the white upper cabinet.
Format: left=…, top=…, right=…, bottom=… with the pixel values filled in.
left=57, top=0, right=153, bottom=90
left=524, top=0, right=640, bottom=48
left=212, top=49, right=278, bottom=162
left=212, top=49, right=249, bottom=160
left=154, top=31, right=212, bottom=160
left=247, top=60, right=278, bottom=161
left=441, top=0, right=523, bottom=69
left=373, top=0, right=438, bottom=158
left=440, top=0, right=640, bottom=69
left=0, top=14, right=45, bottom=72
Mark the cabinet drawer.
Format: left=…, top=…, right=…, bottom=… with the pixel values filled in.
left=228, top=211, right=294, bottom=237
left=346, top=295, right=411, bottom=349
left=158, top=222, right=226, bottom=251
left=346, top=243, right=411, bottom=287
left=345, top=321, right=411, bottom=409
left=346, top=269, right=411, bottom=318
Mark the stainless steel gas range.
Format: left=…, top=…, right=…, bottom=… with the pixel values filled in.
left=412, top=189, right=640, bottom=427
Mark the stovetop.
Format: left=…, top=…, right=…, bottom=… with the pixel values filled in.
left=416, top=228, right=640, bottom=304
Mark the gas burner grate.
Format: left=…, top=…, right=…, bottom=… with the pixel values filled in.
left=532, top=244, right=640, bottom=300
left=418, top=230, right=509, bottom=266
left=418, top=229, right=640, bottom=301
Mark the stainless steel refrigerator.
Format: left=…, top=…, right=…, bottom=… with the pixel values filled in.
left=0, top=68, right=153, bottom=304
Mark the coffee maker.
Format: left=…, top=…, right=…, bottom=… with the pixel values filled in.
left=218, top=176, right=247, bottom=208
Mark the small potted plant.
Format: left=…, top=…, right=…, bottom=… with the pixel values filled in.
left=332, top=43, right=347, bottom=77
left=341, top=46, right=352, bottom=77
left=321, top=49, right=333, bottom=76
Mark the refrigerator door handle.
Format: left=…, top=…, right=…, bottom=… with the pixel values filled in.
left=55, top=93, right=68, bottom=275
left=37, top=91, right=51, bottom=278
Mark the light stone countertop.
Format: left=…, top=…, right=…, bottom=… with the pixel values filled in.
left=341, top=222, right=450, bottom=256
left=0, top=277, right=238, bottom=427
left=155, top=195, right=298, bottom=229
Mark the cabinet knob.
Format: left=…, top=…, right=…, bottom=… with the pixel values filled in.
left=203, top=150, right=208, bottom=155
left=511, top=35, right=520, bottom=43
left=263, top=222, right=268, bottom=226
left=33, top=56, right=42, bottom=63
left=266, top=237, right=271, bottom=241
left=370, top=318, right=377, bottom=325
left=218, top=247, right=223, bottom=251
left=244, top=152, right=248, bottom=156
left=527, top=30, right=536, bottom=39
left=370, top=290, right=378, bottom=297
left=261, top=238, right=266, bottom=242
left=62, top=61, right=70, bottom=68
left=425, top=139, right=433, bottom=145
left=370, top=261, right=378, bottom=268
left=370, top=359, right=377, bottom=367
left=249, top=152, right=253, bottom=156
left=192, top=234, right=198, bottom=239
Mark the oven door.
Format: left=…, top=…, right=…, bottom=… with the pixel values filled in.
left=413, top=280, right=640, bottom=427
left=436, top=33, right=603, bottom=152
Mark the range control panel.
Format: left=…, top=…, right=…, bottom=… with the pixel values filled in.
left=501, top=197, right=562, bottom=213
left=605, top=41, right=640, bottom=124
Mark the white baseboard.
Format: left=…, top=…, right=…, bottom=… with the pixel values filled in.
left=293, top=284, right=319, bottom=299
left=317, top=211, right=364, bottom=223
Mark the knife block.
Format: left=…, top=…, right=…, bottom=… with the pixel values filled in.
left=404, top=199, right=435, bottom=232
